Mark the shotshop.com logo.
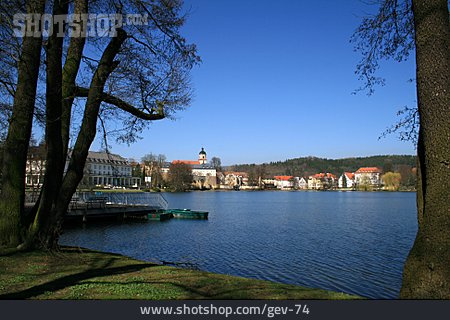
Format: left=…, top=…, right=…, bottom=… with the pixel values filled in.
left=12, top=13, right=149, bottom=37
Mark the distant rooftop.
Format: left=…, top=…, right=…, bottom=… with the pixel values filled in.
left=274, top=175, right=294, bottom=181
left=162, top=161, right=215, bottom=170
left=172, top=160, right=201, bottom=165
left=344, top=172, right=355, bottom=179
left=310, top=173, right=337, bottom=179
left=86, top=151, right=128, bottom=164
left=355, top=167, right=382, bottom=173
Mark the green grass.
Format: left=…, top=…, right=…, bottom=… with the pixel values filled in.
left=0, top=247, right=360, bottom=300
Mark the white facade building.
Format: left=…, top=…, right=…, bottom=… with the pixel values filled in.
left=354, top=167, right=382, bottom=187
left=82, top=151, right=141, bottom=188
left=274, top=176, right=294, bottom=189
left=26, top=150, right=140, bottom=188
left=223, top=172, right=248, bottom=188
left=25, top=146, right=46, bottom=188
left=338, top=172, right=355, bottom=188
left=297, top=177, right=308, bottom=189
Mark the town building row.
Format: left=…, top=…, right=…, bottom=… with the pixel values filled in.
left=221, top=167, right=383, bottom=190
left=26, top=145, right=383, bottom=191
left=26, top=147, right=216, bottom=190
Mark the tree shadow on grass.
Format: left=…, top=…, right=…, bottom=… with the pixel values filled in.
left=0, top=263, right=296, bottom=300
left=1, top=247, right=354, bottom=300
left=0, top=260, right=159, bottom=299
left=73, top=280, right=207, bottom=299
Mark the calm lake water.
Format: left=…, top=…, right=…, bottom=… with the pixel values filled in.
left=59, top=191, right=418, bottom=299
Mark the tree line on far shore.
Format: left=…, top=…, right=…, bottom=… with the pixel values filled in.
left=228, top=154, right=417, bottom=189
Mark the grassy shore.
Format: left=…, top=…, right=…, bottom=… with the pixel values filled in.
left=0, top=247, right=360, bottom=300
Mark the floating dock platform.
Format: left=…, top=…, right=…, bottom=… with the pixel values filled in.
left=166, top=209, right=209, bottom=219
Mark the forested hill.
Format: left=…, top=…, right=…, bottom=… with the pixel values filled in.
left=227, top=155, right=416, bottom=178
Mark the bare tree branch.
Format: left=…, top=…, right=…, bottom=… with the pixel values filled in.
left=128, top=35, right=157, bottom=55
left=75, top=86, right=165, bottom=120
left=379, top=105, right=419, bottom=145
left=351, top=0, right=415, bottom=94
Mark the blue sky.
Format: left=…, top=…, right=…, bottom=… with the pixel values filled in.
left=96, top=0, right=417, bottom=165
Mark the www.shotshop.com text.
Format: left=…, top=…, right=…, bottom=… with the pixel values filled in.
left=139, top=303, right=310, bottom=318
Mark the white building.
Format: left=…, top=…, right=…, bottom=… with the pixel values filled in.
left=338, top=172, right=355, bottom=188
left=223, top=172, right=248, bottom=188
left=297, top=177, right=308, bottom=189
left=354, top=167, right=382, bottom=187
left=274, top=176, right=294, bottom=189
left=26, top=149, right=140, bottom=188
left=82, top=151, right=141, bottom=188
left=25, top=146, right=46, bottom=188
left=307, top=173, right=337, bottom=190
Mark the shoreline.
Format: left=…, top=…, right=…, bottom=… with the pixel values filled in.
left=158, top=189, right=417, bottom=193
left=81, top=188, right=417, bottom=193
left=0, top=246, right=361, bottom=300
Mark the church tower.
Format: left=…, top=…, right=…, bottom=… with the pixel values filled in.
left=198, top=147, right=207, bottom=164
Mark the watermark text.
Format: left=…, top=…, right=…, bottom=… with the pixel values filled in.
left=12, top=13, right=148, bottom=37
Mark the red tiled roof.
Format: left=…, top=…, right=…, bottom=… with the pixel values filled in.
left=344, top=172, right=355, bottom=179
left=355, top=167, right=381, bottom=173
left=172, top=160, right=200, bottom=165
left=310, top=173, right=336, bottom=179
left=274, top=175, right=294, bottom=181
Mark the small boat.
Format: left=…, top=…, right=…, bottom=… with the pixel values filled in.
left=147, top=210, right=172, bottom=221
left=166, top=209, right=209, bottom=219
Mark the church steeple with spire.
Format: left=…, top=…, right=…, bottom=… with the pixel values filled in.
left=198, top=147, right=207, bottom=164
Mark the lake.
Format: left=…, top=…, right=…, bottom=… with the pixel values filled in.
left=59, top=191, right=418, bottom=299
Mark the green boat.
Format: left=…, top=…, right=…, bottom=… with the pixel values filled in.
left=147, top=210, right=172, bottom=221
left=166, top=209, right=209, bottom=219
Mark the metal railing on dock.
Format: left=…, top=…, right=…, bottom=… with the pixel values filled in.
left=25, top=191, right=169, bottom=211
left=73, top=192, right=168, bottom=210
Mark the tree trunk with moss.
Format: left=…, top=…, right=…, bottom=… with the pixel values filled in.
left=0, top=0, right=46, bottom=247
left=400, top=0, right=450, bottom=298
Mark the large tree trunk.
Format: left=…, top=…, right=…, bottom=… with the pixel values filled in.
left=27, top=0, right=68, bottom=249
left=61, top=0, right=88, bottom=160
left=0, top=0, right=46, bottom=247
left=28, top=0, right=87, bottom=249
left=400, top=0, right=450, bottom=298
left=44, top=29, right=127, bottom=248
